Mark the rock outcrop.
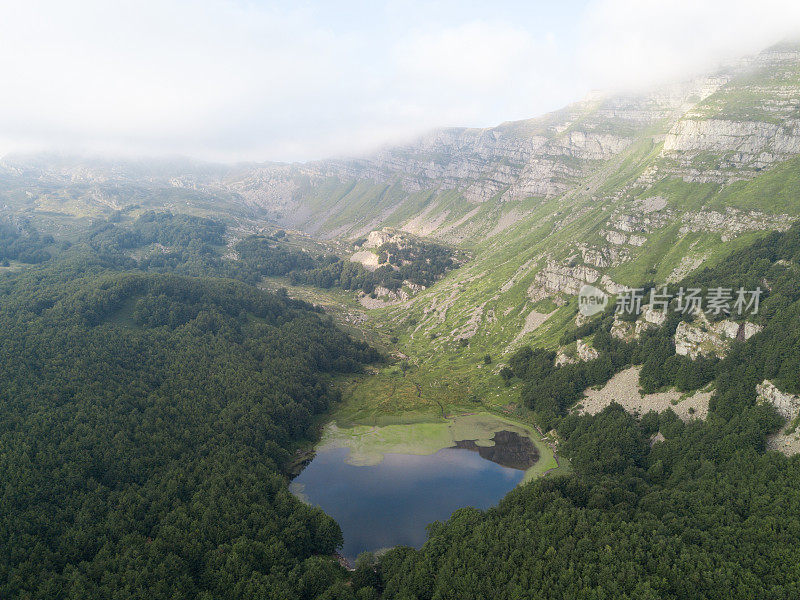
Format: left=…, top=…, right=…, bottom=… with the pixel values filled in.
left=611, top=315, right=636, bottom=341
left=350, top=250, right=380, bottom=271
left=634, top=306, right=668, bottom=336
left=362, top=227, right=410, bottom=249
left=637, top=48, right=800, bottom=185
left=610, top=307, right=669, bottom=341
left=530, top=261, right=600, bottom=298
left=576, top=339, right=599, bottom=361
left=679, top=208, right=792, bottom=240
left=757, top=380, right=800, bottom=421
left=674, top=313, right=763, bottom=359
left=555, top=351, right=577, bottom=367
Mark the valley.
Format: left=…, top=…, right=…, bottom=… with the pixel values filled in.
left=3, top=41, right=800, bottom=600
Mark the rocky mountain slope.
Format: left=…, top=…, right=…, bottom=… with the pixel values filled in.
left=204, top=43, right=800, bottom=241
left=306, top=43, right=800, bottom=358
left=3, top=43, right=800, bottom=357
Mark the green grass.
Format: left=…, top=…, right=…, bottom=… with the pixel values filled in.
left=714, top=155, right=800, bottom=215
left=317, top=410, right=564, bottom=482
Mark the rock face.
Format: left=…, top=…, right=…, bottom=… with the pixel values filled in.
left=555, top=351, right=577, bottom=367
left=357, top=280, right=426, bottom=307
left=663, top=118, right=800, bottom=166
left=364, top=229, right=394, bottom=248
left=351, top=228, right=432, bottom=273
left=604, top=230, right=628, bottom=246
left=348, top=120, right=634, bottom=204
left=611, top=315, right=636, bottom=341
left=556, top=336, right=602, bottom=365
left=674, top=314, right=763, bottom=359
left=363, top=227, right=409, bottom=249
left=531, top=262, right=600, bottom=297
left=638, top=48, right=800, bottom=185
left=629, top=235, right=647, bottom=246
left=611, top=308, right=669, bottom=341
left=757, top=380, right=800, bottom=421
left=580, top=248, right=610, bottom=268
left=674, top=321, right=715, bottom=358
left=350, top=250, right=380, bottom=271
left=207, top=101, right=647, bottom=219
left=679, top=208, right=792, bottom=239
left=576, top=339, right=599, bottom=361
left=634, top=306, right=668, bottom=337
left=178, top=50, right=791, bottom=236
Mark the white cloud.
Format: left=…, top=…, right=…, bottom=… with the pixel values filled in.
left=384, top=21, right=571, bottom=133
left=0, top=1, right=353, bottom=160
left=577, top=0, right=800, bottom=90
left=0, top=1, right=799, bottom=162
left=395, top=22, right=538, bottom=88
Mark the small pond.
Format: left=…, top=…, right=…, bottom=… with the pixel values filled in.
left=290, top=413, right=548, bottom=561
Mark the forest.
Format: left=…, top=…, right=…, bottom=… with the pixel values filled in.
left=235, top=234, right=455, bottom=293
left=4, top=213, right=800, bottom=599
left=72, top=214, right=457, bottom=295
left=0, top=217, right=59, bottom=264
left=85, top=211, right=249, bottom=281
left=0, top=250, right=379, bottom=598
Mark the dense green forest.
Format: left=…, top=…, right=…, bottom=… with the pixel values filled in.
left=0, top=217, right=59, bottom=264
left=235, top=234, right=455, bottom=293
left=0, top=250, right=379, bottom=598
left=4, top=212, right=800, bottom=599
left=86, top=211, right=256, bottom=281
left=361, top=225, right=800, bottom=600
left=370, top=403, right=798, bottom=599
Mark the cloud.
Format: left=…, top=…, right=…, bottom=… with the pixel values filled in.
left=577, top=0, right=800, bottom=90
left=381, top=20, right=571, bottom=137
left=395, top=22, right=539, bottom=88
left=0, top=1, right=799, bottom=162
left=0, top=1, right=354, bottom=160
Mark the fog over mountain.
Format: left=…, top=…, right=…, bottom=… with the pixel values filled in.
left=2, top=0, right=800, bottom=162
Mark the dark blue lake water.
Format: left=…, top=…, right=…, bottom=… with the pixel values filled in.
left=291, top=444, right=528, bottom=561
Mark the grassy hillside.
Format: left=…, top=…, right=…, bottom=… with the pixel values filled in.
left=251, top=47, right=800, bottom=438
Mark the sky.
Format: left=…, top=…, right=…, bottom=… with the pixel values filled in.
left=1, top=0, right=800, bottom=163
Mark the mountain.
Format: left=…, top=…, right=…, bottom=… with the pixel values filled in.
left=211, top=43, right=800, bottom=238
left=216, top=43, right=800, bottom=358
left=3, top=43, right=800, bottom=379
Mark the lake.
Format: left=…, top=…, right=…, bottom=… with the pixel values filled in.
left=290, top=413, right=548, bottom=561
